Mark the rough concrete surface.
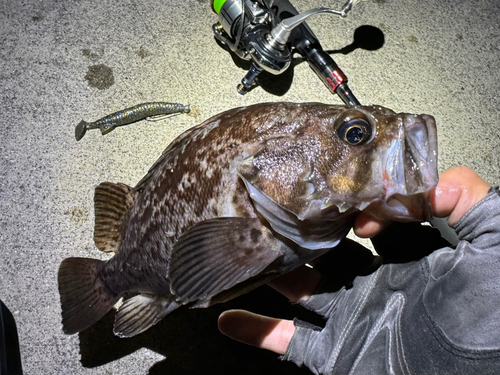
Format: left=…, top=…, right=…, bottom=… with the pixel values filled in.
left=0, top=0, right=499, bottom=374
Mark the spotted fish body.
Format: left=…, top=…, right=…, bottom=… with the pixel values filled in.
left=58, top=102, right=438, bottom=337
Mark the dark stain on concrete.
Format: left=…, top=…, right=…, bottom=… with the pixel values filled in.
left=85, top=64, right=115, bottom=90
left=65, top=206, right=89, bottom=226
left=407, top=35, right=418, bottom=44
left=135, top=46, right=152, bottom=59
left=82, top=48, right=103, bottom=61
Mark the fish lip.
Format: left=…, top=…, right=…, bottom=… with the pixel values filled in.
left=403, top=114, right=439, bottom=195
left=377, top=114, right=438, bottom=221
left=384, top=114, right=438, bottom=198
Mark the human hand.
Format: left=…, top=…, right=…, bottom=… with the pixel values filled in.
left=218, top=166, right=491, bottom=355
left=354, top=166, right=491, bottom=238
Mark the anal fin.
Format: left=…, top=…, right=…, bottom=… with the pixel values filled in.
left=94, top=182, right=134, bottom=253
left=169, top=217, right=283, bottom=304
left=113, top=294, right=179, bottom=338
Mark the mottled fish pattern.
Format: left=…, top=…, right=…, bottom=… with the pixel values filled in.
left=58, top=102, right=438, bottom=337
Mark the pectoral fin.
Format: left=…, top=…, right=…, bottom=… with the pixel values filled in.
left=169, top=218, right=283, bottom=304
left=240, top=176, right=346, bottom=250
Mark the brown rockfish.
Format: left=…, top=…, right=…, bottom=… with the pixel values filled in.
left=58, top=102, right=438, bottom=338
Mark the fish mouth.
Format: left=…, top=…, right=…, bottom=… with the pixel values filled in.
left=402, top=114, right=438, bottom=194
left=380, top=114, right=439, bottom=221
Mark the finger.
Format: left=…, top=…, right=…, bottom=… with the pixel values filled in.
left=353, top=212, right=390, bottom=238
left=218, top=310, right=295, bottom=355
left=267, top=266, right=322, bottom=303
left=431, top=166, right=490, bottom=226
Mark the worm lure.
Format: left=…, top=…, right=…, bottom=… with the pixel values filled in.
left=75, top=102, right=190, bottom=141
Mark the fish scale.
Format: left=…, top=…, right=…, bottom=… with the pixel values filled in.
left=58, top=102, right=438, bottom=338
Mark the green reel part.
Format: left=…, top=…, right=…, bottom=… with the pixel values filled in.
left=212, top=0, right=227, bottom=14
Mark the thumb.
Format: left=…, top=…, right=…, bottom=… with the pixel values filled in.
left=430, top=166, right=490, bottom=226
left=218, top=310, right=295, bottom=355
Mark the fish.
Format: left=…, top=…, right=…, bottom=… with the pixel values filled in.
left=75, top=102, right=191, bottom=141
left=58, top=102, right=438, bottom=338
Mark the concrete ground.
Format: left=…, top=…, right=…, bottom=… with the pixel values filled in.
left=1, top=0, right=499, bottom=373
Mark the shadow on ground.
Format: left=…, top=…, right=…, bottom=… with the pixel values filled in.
left=79, top=286, right=313, bottom=374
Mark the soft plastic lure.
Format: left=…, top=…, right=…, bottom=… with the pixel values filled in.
left=75, top=102, right=190, bottom=141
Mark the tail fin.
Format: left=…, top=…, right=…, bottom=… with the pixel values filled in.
left=58, top=257, right=119, bottom=334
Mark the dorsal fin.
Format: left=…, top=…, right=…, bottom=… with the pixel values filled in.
left=94, top=182, right=134, bottom=252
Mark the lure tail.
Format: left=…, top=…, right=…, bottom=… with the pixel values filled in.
left=58, top=257, right=119, bottom=334
left=75, top=120, right=89, bottom=141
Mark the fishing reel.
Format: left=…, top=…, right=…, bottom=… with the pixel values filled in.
left=210, top=0, right=365, bottom=105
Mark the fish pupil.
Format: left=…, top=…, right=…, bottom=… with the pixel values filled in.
left=337, top=117, right=371, bottom=145
left=346, top=126, right=363, bottom=144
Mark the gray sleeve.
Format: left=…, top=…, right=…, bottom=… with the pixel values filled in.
left=282, top=187, right=500, bottom=375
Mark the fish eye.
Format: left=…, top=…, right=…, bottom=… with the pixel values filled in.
left=337, top=118, right=372, bottom=145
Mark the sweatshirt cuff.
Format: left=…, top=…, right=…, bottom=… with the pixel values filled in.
left=454, top=186, right=500, bottom=243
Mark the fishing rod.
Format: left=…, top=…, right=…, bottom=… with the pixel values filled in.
left=210, top=0, right=367, bottom=105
